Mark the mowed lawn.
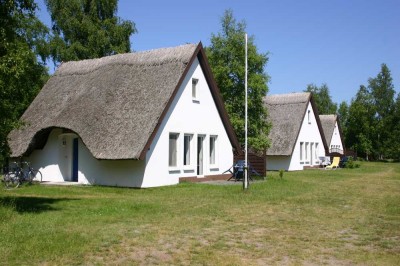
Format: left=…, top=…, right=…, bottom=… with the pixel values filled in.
left=1, top=162, right=399, bottom=265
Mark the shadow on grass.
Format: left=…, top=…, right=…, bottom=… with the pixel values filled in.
left=0, top=196, right=79, bottom=214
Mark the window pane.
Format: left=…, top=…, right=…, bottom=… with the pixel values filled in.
left=184, top=135, right=191, bottom=165
left=169, top=134, right=178, bottom=167
left=305, top=142, right=308, bottom=160
left=210, top=136, right=216, bottom=164
left=300, top=142, right=303, bottom=160
left=192, top=78, right=198, bottom=99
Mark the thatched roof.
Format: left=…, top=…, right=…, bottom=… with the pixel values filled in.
left=8, top=43, right=239, bottom=160
left=263, top=92, right=327, bottom=156
left=319, top=114, right=337, bottom=146
left=319, top=114, right=345, bottom=151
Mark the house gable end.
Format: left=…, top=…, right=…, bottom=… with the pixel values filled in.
left=139, top=43, right=240, bottom=160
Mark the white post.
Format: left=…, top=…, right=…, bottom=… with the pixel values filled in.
left=244, top=33, right=248, bottom=190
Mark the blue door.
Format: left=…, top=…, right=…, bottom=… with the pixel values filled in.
left=72, top=138, right=78, bottom=182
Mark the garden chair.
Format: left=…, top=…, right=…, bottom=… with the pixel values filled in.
left=325, top=156, right=340, bottom=169
left=225, top=160, right=254, bottom=182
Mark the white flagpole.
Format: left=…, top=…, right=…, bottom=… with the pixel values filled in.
left=244, top=33, right=248, bottom=190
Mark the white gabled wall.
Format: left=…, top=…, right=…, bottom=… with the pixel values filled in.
left=142, top=57, right=233, bottom=187
left=289, top=102, right=325, bottom=171
left=329, top=121, right=344, bottom=154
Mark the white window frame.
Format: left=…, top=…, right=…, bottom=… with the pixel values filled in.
left=192, top=78, right=199, bottom=102
left=169, top=133, right=180, bottom=169
left=308, top=110, right=311, bottom=124
left=300, top=142, right=304, bottom=161
left=183, top=134, right=194, bottom=169
left=209, top=135, right=218, bottom=167
left=183, top=134, right=191, bottom=166
left=305, top=142, right=309, bottom=162
left=315, top=143, right=319, bottom=160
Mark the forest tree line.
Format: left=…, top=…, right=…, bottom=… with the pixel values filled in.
left=306, top=63, right=399, bottom=161
left=1, top=1, right=398, bottom=165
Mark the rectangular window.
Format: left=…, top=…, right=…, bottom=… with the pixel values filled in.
left=308, top=110, right=311, bottom=124
left=183, top=134, right=192, bottom=166
left=305, top=142, right=309, bottom=161
left=315, top=143, right=319, bottom=159
left=300, top=142, right=304, bottom=161
left=192, top=78, right=198, bottom=100
left=210, top=135, right=217, bottom=165
left=169, top=133, right=179, bottom=167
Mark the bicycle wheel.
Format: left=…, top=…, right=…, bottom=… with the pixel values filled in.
left=30, top=169, right=42, bottom=183
left=4, top=172, right=20, bottom=188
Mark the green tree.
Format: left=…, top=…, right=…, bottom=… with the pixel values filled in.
left=205, top=9, right=270, bottom=151
left=305, top=83, right=337, bottom=114
left=346, top=86, right=375, bottom=160
left=386, top=93, right=400, bottom=160
left=337, top=101, right=349, bottom=138
left=45, top=0, right=137, bottom=63
left=368, top=63, right=396, bottom=159
left=0, top=0, right=49, bottom=164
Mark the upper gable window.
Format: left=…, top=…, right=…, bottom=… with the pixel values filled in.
left=192, top=78, right=199, bottom=101
left=308, top=110, right=311, bottom=124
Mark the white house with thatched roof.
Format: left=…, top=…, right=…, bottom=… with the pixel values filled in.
left=8, top=43, right=240, bottom=188
left=263, top=92, right=328, bottom=171
left=319, top=114, right=345, bottom=155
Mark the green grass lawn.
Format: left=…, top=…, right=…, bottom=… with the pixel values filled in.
left=1, top=162, right=399, bottom=265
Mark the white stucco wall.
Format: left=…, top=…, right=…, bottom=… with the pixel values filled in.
left=141, top=57, right=234, bottom=187
left=267, top=102, right=326, bottom=171
left=25, top=57, right=233, bottom=187
left=26, top=129, right=146, bottom=186
left=329, top=121, right=344, bottom=154
left=28, top=128, right=66, bottom=182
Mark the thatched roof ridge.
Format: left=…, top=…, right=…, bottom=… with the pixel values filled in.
left=57, top=44, right=196, bottom=76
left=8, top=43, right=239, bottom=160
left=263, top=92, right=311, bottom=156
left=319, top=114, right=337, bottom=145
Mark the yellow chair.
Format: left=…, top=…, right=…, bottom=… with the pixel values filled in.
left=325, top=157, right=340, bottom=169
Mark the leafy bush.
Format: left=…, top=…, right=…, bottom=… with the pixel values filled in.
left=345, top=157, right=360, bottom=169
left=279, top=169, right=284, bottom=179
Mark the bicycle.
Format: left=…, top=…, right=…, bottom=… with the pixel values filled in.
left=3, top=161, right=42, bottom=188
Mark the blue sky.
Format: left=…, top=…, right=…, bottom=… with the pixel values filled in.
left=37, top=0, right=400, bottom=105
